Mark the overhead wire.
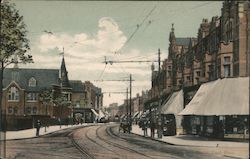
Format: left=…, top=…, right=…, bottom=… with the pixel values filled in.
left=115, top=5, right=157, bottom=54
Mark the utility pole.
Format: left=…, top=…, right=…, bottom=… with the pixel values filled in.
left=104, top=49, right=163, bottom=136
left=157, top=49, right=163, bottom=138
left=126, top=88, right=129, bottom=118
left=95, top=78, right=133, bottom=125
left=129, top=74, right=132, bottom=133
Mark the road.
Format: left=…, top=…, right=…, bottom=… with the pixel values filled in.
left=6, top=123, right=233, bottom=159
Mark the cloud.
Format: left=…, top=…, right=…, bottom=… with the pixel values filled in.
left=26, top=17, right=161, bottom=106
left=38, top=17, right=127, bottom=55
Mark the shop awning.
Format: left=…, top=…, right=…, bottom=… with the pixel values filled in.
left=91, top=109, right=99, bottom=117
left=179, top=77, right=249, bottom=116
left=120, top=114, right=125, bottom=119
left=161, top=90, right=184, bottom=115
left=99, top=110, right=105, bottom=119
left=132, top=111, right=140, bottom=119
left=137, top=111, right=143, bottom=118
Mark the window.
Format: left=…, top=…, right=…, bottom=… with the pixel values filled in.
left=65, top=93, right=71, bottom=101
left=224, top=65, right=231, bottom=77
left=28, top=77, right=36, bottom=87
left=76, top=101, right=80, bottom=108
left=8, top=87, right=19, bottom=101
left=224, top=56, right=230, bottom=64
left=27, top=93, right=37, bottom=101
left=33, top=107, right=37, bottom=114
left=196, top=78, right=200, bottom=84
left=8, top=107, right=13, bottom=114
left=26, top=107, right=31, bottom=114
left=14, top=107, right=18, bottom=114
left=196, top=71, right=200, bottom=76
left=186, top=76, right=190, bottom=81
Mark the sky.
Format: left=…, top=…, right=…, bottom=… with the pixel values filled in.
left=11, top=0, right=222, bottom=107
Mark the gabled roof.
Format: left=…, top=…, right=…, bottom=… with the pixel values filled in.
left=176, top=38, right=191, bottom=46
left=69, top=80, right=85, bottom=93
left=3, top=68, right=60, bottom=92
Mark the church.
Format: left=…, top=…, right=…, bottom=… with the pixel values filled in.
left=1, top=55, right=97, bottom=130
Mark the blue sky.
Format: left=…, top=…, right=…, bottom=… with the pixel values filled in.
left=12, top=0, right=222, bottom=106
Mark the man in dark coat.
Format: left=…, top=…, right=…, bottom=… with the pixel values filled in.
left=35, top=120, right=41, bottom=136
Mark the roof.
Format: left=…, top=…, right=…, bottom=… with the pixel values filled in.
left=179, top=77, right=249, bottom=116
left=176, top=38, right=190, bottom=46
left=3, top=68, right=60, bottom=92
left=69, top=80, right=85, bottom=93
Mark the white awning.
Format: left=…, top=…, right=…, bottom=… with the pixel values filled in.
left=99, top=110, right=105, bottom=119
left=91, top=109, right=99, bottom=117
left=132, top=111, right=140, bottom=119
left=161, top=90, right=184, bottom=115
left=137, top=111, right=143, bottom=118
left=179, top=77, right=249, bottom=116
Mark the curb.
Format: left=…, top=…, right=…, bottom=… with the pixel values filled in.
left=131, top=131, right=247, bottom=148
left=5, top=123, right=97, bottom=141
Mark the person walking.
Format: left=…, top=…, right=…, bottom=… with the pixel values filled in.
left=36, top=120, right=41, bottom=137
left=143, top=119, right=148, bottom=136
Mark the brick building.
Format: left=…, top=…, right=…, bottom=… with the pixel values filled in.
left=2, top=55, right=103, bottom=129
left=145, top=0, right=249, bottom=137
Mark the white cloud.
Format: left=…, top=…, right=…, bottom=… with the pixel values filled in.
left=27, top=17, right=160, bottom=106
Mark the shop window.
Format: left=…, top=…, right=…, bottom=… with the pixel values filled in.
left=8, top=86, right=19, bottom=101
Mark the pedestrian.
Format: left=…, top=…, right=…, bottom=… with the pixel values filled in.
left=35, top=120, right=41, bottom=137
left=150, top=120, right=155, bottom=138
left=143, top=120, right=148, bottom=136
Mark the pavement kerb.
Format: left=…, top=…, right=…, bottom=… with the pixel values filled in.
left=131, top=132, right=249, bottom=159
left=5, top=123, right=98, bottom=141
left=131, top=132, right=176, bottom=146
left=130, top=132, right=247, bottom=148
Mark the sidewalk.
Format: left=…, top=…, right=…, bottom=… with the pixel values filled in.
left=132, top=125, right=248, bottom=148
left=132, top=125, right=249, bottom=159
left=3, top=123, right=90, bottom=140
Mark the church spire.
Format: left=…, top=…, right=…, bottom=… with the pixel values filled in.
left=169, top=23, right=176, bottom=42
left=60, top=48, right=70, bottom=88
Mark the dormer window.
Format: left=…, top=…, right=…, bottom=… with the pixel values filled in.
left=29, top=77, right=36, bottom=87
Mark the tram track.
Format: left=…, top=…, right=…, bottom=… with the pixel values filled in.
left=70, top=135, right=95, bottom=159
left=95, top=125, right=155, bottom=159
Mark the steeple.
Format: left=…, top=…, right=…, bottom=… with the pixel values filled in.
left=169, top=23, right=176, bottom=42
left=60, top=49, right=70, bottom=88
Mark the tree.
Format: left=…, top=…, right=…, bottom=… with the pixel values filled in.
left=39, top=89, right=53, bottom=115
left=39, top=89, right=53, bottom=132
left=0, top=0, right=33, bottom=138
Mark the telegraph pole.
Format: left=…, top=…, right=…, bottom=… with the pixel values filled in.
left=129, top=74, right=132, bottom=133
left=126, top=88, right=128, bottom=118
left=103, top=49, right=163, bottom=135
left=157, top=49, right=163, bottom=138
left=95, top=77, right=133, bottom=125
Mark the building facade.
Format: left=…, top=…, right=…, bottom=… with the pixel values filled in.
left=144, top=0, right=249, bottom=138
